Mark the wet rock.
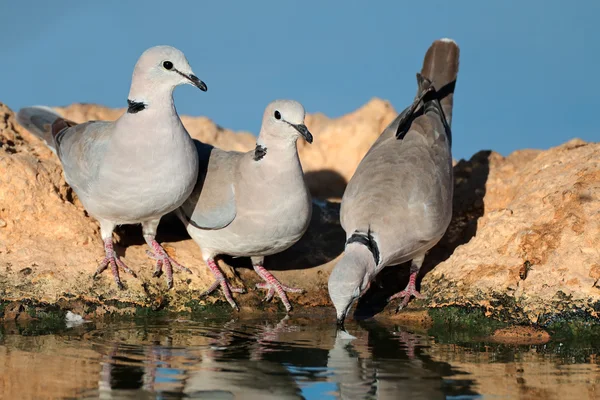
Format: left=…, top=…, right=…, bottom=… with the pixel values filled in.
left=2, top=302, right=25, bottom=321
left=489, top=326, right=551, bottom=345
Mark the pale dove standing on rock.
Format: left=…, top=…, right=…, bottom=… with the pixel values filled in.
left=178, top=100, right=313, bottom=312
left=16, top=45, right=207, bottom=290
left=328, top=39, right=460, bottom=325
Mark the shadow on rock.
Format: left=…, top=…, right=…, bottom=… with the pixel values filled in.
left=224, top=199, right=345, bottom=272
left=116, top=168, right=346, bottom=253
left=354, top=151, right=492, bottom=319
left=305, top=169, right=347, bottom=200
left=115, top=212, right=191, bottom=249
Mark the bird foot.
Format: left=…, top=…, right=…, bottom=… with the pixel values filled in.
left=388, top=272, right=425, bottom=311
left=145, top=237, right=191, bottom=290
left=254, top=264, right=303, bottom=313
left=93, top=238, right=137, bottom=290
left=202, top=259, right=245, bottom=310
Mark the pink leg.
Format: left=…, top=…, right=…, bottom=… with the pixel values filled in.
left=202, top=258, right=245, bottom=310
left=388, top=271, right=425, bottom=311
left=144, top=236, right=192, bottom=290
left=395, top=331, right=419, bottom=360
left=93, top=238, right=137, bottom=290
left=253, top=263, right=303, bottom=313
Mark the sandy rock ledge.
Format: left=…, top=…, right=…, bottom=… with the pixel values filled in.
left=0, top=101, right=598, bottom=324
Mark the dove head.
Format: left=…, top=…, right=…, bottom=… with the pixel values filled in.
left=328, top=245, right=376, bottom=327
left=258, top=100, right=313, bottom=146
left=128, top=45, right=207, bottom=102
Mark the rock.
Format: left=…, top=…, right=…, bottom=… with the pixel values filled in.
left=2, top=302, right=24, bottom=321
left=423, top=140, right=600, bottom=324
left=0, top=101, right=350, bottom=313
left=382, top=309, right=433, bottom=328
left=488, top=326, right=550, bottom=345
left=1, top=100, right=599, bottom=324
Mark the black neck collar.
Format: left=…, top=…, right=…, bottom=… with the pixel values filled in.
left=127, top=99, right=147, bottom=114
left=346, top=230, right=380, bottom=265
left=253, top=144, right=267, bottom=161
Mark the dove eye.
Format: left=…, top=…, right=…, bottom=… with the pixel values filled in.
left=163, top=61, right=173, bottom=70
left=274, top=110, right=281, bottom=120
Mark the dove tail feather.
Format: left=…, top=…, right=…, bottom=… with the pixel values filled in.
left=420, top=38, right=460, bottom=127
left=15, top=106, right=62, bottom=152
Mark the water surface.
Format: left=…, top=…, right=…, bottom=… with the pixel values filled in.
left=0, top=314, right=598, bottom=399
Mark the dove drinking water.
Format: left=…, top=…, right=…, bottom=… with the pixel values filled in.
left=179, top=100, right=313, bottom=312
left=16, top=45, right=207, bottom=290
left=328, top=39, right=460, bottom=325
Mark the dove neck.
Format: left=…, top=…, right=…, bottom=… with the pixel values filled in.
left=345, top=243, right=377, bottom=275
left=116, top=86, right=185, bottom=145
left=256, top=133, right=299, bottom=154
left=126, top=85, right=176, bottom=117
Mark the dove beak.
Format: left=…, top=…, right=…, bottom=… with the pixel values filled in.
left=174, top=69, right=208, bottom=92
left=292, top=123, right=313, bottom=144
left=335, top=300, right=354, bottom=327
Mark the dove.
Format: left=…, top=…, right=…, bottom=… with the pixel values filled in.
left=178, top=100, right=313, bottom=312
left=328, top=39, right=460, bottom=325
left=16, top=45, right=207, bottom=290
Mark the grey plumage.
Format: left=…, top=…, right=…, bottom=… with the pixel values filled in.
left=16, top=45, right=207, bottom=290
left=329, top=39, right=460, bottom=324
left=179, top=99, right=313, bottom=312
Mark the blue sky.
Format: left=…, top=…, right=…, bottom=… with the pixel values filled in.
left=0, top=0, right=597, bottom=160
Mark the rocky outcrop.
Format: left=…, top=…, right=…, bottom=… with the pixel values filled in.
left=423, top=139, right=600, bottom=324
left=1, top=100, right=598, bottom=323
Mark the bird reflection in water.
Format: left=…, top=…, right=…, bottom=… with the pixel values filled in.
left=90, top=317, right=475, bottom=399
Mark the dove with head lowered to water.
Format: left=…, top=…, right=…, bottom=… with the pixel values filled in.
left=16, top=45, right=207, bottom=290
left=328, top=39, right=460, bottom=325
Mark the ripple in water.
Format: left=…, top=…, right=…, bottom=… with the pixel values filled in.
left=0, top=314, right=599, bottom=399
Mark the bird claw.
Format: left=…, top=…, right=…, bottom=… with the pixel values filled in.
left=145, top=244, right=192, bottom=290
left=389, top=285, right=425, bottom=312
left=256, top=282, right=303, bottom=294
left=152, top=261, right=163, bottom=278
left=93, top=251, right=136, bottom=290
left=253, top=269, right=303, bottom=313
left=257, top=286, right=276, bottom=303
left=201, top=279, right=245, bottom=310
left=145, top=249, right=191, bottom=274
left=202, top=258, right=246, bottom=310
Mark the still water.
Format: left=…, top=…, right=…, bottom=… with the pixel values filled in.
left=0, top=313, right=598, bottom=399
